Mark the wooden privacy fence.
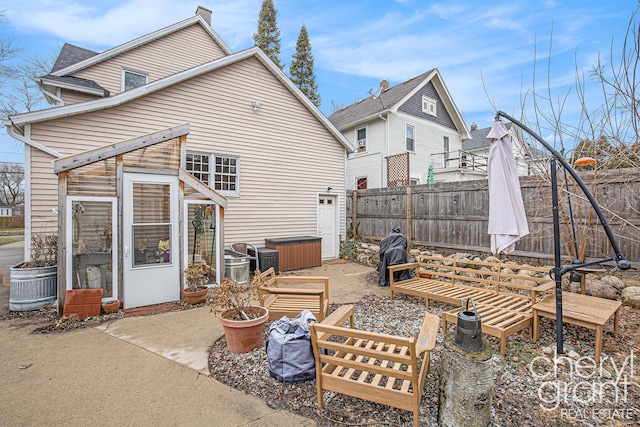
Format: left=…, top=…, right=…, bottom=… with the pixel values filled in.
left=347, top=169, right=640, bottom=265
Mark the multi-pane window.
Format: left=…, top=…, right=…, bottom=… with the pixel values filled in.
left=214, top=156, right=238, bottom=192
left=123, top=70, right=148, bottom=91
left=186, top=153, right=210, bottom=184
left=356, top=127, right=367, bottom=152
left=406, top=124, right=415, bottom=151
left=186, top=152, right=239, bottom=194
left=422, top=95, right=437, bottom=116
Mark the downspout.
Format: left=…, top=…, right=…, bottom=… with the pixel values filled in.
left=379, top=113, right=388, bottom=187
left=5, top=123, right=64, bottom=262
left=6, top=122, right=64, bottom=158
left=36, top=79, right=65, bottom=106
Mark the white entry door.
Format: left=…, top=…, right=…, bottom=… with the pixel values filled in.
left=318, top=195, right=337, bottom=259
left=123, top=173, right=180, bottom=308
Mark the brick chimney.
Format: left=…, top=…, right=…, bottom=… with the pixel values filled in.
left=380, top=79, right=389, bottom=91
left=195, top=6, right=212, bottom=25
left=471, top=122, right=477, bottom=131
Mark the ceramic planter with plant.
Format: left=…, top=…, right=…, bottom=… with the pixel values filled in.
left=9, top=233, right=58, bottom=311
left=210, top=273, right=269, bottom=354
left=183, top=261, right=210, bottom=305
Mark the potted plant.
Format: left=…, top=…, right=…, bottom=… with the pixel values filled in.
left=9, top=232, right=58, bottom=311
left=101, top=299, right=120, bottom=314
left=210, top=273, right=269, bottom=354
left=183, top=261, right=210, bottom=305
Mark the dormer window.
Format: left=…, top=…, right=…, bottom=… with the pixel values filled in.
left=422, top=95, right=437, bottom=117
left=122, top=69, right=148, bottom=91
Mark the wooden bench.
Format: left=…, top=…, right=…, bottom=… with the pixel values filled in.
left=532, top=291, right=622, bottom=363
left=310, top=311, right=439, bottom=427
left=257, top=267, right=330, bottom=321
left=390, top=255, right=555, bottom=355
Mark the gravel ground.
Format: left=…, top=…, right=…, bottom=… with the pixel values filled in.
left=209, top=292, right=640, bottom=427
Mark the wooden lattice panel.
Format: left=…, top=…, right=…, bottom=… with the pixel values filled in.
left=386, top=152, right=409, bottom=187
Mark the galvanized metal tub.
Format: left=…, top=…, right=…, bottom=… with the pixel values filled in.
left=9, top=264, right=57, bottom=311
left=224, top=250, right=249, bottom=286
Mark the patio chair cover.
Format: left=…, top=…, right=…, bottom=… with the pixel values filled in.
left=266, top=310, right=316, bottom=383
left=378, top=228, right=412, bottom=286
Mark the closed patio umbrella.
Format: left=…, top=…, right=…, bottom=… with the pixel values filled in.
left=486, top=120, right=529, bottom=254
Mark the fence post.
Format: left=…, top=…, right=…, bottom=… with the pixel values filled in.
left=351, top=190, right=358, bottom=239
left=406, top=186, right=412, bottom=249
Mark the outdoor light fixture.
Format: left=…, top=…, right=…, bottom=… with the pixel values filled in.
left=494, top=111, right=630, bottom=356
left=574, top=156, right=597, bottom=167
left=250, top=101, right=262, bottom=112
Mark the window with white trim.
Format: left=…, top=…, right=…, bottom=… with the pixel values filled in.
left=214, top=156, right=238, bottom=192
left=406, top=124, right=415, bottom=151
left=186, top=153, right=210, bottom=184
left=356, top=127, right=367, bottom=153
left=186, top=152, right=239, bottom=195
left=422, top=95, right=437, bottom=116
left=442, top=136, right=450, bottom=167
left=122, top=69, right=148, bottom=91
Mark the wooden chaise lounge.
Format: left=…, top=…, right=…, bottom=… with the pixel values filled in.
left=389, top=255, right=555, bottom=355
left=310, top=306, right=439, bottom=427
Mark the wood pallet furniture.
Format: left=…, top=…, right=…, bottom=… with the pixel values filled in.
left=389, top=255, right=555, bottom=355
left=257, top=267, right=329, bottom=321
left=310, top=311, right=439, bottom=427
left=532, top=291, right=622, bottom=363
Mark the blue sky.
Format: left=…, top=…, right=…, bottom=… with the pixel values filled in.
left=1, top=0, right=638, bottom=164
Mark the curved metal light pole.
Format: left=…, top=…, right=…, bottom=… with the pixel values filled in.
left=495, top=111, right=630, bottom=354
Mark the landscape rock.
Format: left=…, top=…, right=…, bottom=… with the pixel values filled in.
left=621, top=286, right=640, bottom=308
left=601, top=275, right=625, bottom=291
left=583, top=278, right=620, bottom=300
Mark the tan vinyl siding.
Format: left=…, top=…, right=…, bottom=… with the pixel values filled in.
left=72, top=24, right=227, bottom=96
left=29, top=148, right=60, bottom=234
left=60, top=89, right=100, bottom=105
left=28, top=56, right=346, bottom=247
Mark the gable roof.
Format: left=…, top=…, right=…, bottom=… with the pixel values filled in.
left=5, top=47, right=353, bottom=153
left=51, top=43, right=99, bottom=73
left=328, top=69, right=471, bottom=140
left=50, top=15, right=231, bottom=78
left=329, top=69, right=435, bottom=129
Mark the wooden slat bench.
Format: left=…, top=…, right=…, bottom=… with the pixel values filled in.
left=257, top=267, right=329, bottom=321
left=390, top=255, right=555, bottom=355
left=310, top=311, right=439, bottom=427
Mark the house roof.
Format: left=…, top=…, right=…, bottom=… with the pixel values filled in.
left=463, top=122, right=546, bottom=159
left=50, top=43, right=99, bottom=73
left=328, top=69, right=471, bottom=140
left=5, top=47, right=353, bottom=153
left=328, top=69, right=435, bottom=129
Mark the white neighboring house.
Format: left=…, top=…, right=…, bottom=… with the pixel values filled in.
left=328, top=70, right=472, bottom=189
left=0, top=205, right=12, bottom=217
left=462, top=122, right=547, bottom=178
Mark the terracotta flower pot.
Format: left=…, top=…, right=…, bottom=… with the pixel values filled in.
left=218, top=306, right=269, bottom=354
left=184, top=285, right=208, bottom=305
left=101, top=300, right=120, bottom=314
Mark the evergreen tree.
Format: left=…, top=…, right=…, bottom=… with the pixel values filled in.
left=289, top=25, right=321, bottom=107
left=253, top=0, right=283, bottom=70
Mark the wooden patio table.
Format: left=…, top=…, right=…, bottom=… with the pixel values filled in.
left=532, top=292, right=622, bottom=363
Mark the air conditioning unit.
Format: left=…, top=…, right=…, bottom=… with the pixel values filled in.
left=357, top=140, right=366, bottom=148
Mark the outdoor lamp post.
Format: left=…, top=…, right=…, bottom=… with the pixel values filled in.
left=494, top=111, right=630, bottom=355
